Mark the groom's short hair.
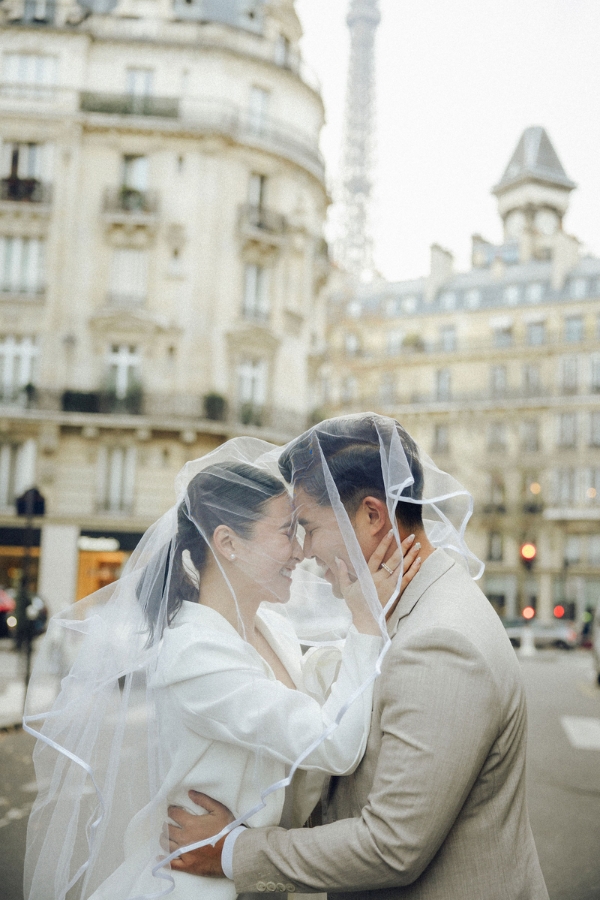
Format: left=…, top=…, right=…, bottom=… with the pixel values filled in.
left=279, top=415, right=424, bottom=531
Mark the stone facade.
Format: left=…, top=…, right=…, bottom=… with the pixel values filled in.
left=325, top=128, right=600, bottom=624
left=0, top=0, right=328, bottom=611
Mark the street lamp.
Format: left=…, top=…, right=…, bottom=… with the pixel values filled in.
left=14, top=486, right=45, bottom=705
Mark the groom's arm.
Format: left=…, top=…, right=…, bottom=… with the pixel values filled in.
left=232, top=627, right=501, bottom=894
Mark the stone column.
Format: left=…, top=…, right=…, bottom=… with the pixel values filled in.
left=38, top=524, right=80, bottom=616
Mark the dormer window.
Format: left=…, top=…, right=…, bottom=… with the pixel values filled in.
left=526, top=282, right=544, bottom=303
left=503, top=284, right=520, bottom=306
left=464, top=289, right=480, bottom=309
left=439, top=291, right=456, bottom=311
left=570, top=278, right=587, bottom=299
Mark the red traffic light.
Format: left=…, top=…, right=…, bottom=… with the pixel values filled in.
left=554, top=605, right=565, bottom=618
left=520, top=542, right=537, bottom=561
left=522, top=606, right=536, bottom=620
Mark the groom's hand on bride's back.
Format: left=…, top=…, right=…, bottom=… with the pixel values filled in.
left=167, top=791, right=233, bottom=877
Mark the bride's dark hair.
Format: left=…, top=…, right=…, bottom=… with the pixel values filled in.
left=140, top=462, right=285, bottom=640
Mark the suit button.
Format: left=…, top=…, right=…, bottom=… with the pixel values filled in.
left=276, top=884, right=285, bottom=892
left=286, top=885, right=295, bottom=893
left=256, top=883, right=266, bottom=892
left=266, top=883, right=277, bottom=892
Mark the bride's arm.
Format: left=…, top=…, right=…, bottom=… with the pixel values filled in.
left=162, top=534, right=421, bottom=777
left=162, top=623, right=380, bottom=777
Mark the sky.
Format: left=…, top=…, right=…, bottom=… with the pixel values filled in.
left=295, top=0, right=600, bottom=283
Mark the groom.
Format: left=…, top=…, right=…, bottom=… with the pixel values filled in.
left=167, top=416, right=549, bottom=899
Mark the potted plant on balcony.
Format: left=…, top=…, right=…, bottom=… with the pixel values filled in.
left=120, top=186, right=145, bottom=212
left=100, top=378, right=143, bottom=415
left=61, top=390, right=101, bottom=413
left=203, top=393, right=227, bottom=422
left=124, top=381, right=143, bottom=415
left=240, top=402, right=263, bottom=427
left=402, top=333, right=425, bottom=352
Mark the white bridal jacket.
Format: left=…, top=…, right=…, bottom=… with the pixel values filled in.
left=90, top=601, right=381, bottom=900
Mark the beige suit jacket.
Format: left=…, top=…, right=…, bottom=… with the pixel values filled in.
left=233, top=549, right=549, bottom=900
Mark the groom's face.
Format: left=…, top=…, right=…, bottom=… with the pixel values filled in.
left=294, top=485, right=364, bottom=598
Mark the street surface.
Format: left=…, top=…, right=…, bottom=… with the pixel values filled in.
left=1, top=649, right=599, bottom=900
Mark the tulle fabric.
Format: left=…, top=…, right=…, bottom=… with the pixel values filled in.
left=23, top=414, right=482, bottom=900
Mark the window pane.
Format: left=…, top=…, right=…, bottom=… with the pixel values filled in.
left=490, top=365, right=507, bottom=395
left=493, top=326, right=512, bottom=347
left=560, top=356, right=578, bottom=393
left=557, top=413, right=577, bottom=448
left=435, top=369, right=451, bottom=401
left=440, top=325, right=456, bottom=351
left=248, top=87, right=270, bottom=133
left=591, top=412, right=600, bottom=447
left=564, top=316, right=584, bottom=343
left=488, top=422, right=506, bottom=450
left=122, top=155, right=148, bottom=191
left=433, top=424, right=449, bottom=453
left=527, top=321, right=545, bottom=345
left=126, top=68, right=153, bottom=96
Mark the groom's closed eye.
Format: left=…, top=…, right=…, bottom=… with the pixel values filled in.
left=298, top=518, right=315, bottom=534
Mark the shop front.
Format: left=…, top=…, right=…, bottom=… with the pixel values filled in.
left=76, top=531, right=145, bottom=600
left=0, top=526, right=41, bottom=595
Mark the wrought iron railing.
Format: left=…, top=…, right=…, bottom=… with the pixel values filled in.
left=102, top=187, right=159, bottom=215
left=0, top=389, right=307, bottom=436
left=238, top=203, right=287, bottom=234
left=0, top=284, right=45, bottom=298
left=80, top=92, right=179, bottom=118
left=0, top=177, right=51, bottom=204
left=79, top=95, right=324, bottom=180
left=20, top=0, right=56, bottom=23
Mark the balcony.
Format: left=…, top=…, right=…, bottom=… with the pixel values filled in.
left=238, top=203, right=287, bottom=241
left=80, top=92, right=179, bottom=118
left=103, top=187, right=158, bottom=215
left=0, top=177, right=52, bottom=204
left=79, top=94, right=324, bottom=182
left=105, top=292, right=147, bottom=310
left=0, top=384, right=37, bottom=409
left=17, top=0, right=56, bottom=23
left=0, top=387, right=308, bottom=440
left=61, top=387, right=143, bottom=416
left=239, top=204, right=287, bottom=233
left=102, top=187, right=159, bottom=230
left=0, top=285, right=45, bottom=302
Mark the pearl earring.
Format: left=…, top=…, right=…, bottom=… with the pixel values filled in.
left=230, top=554, right=236, bottom=560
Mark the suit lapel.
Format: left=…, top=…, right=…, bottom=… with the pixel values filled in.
left=386, top=548, right=455, bottom=638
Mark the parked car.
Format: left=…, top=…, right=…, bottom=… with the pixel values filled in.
left=592, top=606, right=600, bottom=685
left=502, top=617, right=579, bottom=650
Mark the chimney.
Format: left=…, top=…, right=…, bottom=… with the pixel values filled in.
left=426, top=243, right=453, bottom=303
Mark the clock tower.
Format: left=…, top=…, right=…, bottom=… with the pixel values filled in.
left=492, top=126, right=576, bottom=261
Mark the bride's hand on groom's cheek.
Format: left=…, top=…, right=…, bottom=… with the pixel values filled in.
left=368, top=530, right=421, bottom=611
left=165, top=791, right=234, bottom=877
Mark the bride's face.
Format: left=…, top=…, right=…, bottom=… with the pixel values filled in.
left=233, top=493, right=303, bottom=603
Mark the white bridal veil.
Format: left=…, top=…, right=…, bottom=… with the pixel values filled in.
left=23, top=414, right=482, bottom=900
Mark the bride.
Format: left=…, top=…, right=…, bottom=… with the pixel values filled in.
left=24, top=440, right=420, bottom=900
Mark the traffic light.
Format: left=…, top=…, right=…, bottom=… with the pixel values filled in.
left=520, top=542, right=537, bottom=571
